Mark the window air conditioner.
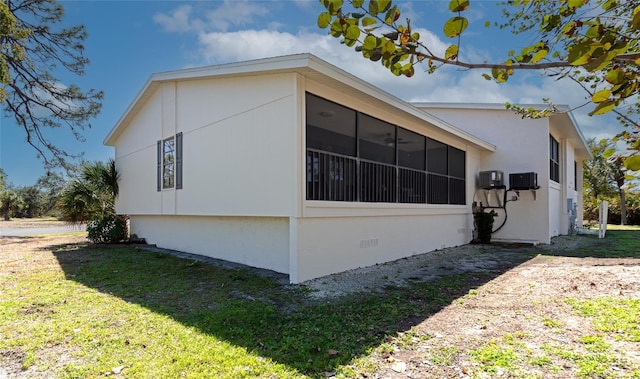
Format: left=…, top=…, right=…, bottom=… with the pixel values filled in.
left=479, top=171, right=504, bottom=189
left=509, top=172, right=539, bottom=190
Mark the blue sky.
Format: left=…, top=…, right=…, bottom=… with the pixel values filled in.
left=0, top=0, right=618, bottom=186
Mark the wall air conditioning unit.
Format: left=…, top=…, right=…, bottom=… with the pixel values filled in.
left=479, top=170, right=504, bottom=189
left=509, top=172, right=539, bottom=190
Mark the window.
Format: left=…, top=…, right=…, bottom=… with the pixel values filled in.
left=448, top=146, right=466, bottom=205
left=398, top=129, right=426, bottom=203
left=425, top=140, right=465, bottom=204
left=306, top=94, right=356, bottom=156
left=358, top=113, right=396, bottom=165
left=157, top=132, right=183, bottom=191
left=550, top=135, right=559, bottom=183
left=305, top=93, right=465, bottom=205
left=163, top=137, right=175, bottom=188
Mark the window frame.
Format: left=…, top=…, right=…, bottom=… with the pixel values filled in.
left=550, top=135, right=560, bottom=183
left=305, top=92, right=466, bottom=205
left=162, top=136, right=175, bottom=189
left=157, top=132, right=183, bottom=191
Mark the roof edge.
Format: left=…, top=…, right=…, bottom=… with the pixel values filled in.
left=104, top=54, right=496, bottom=152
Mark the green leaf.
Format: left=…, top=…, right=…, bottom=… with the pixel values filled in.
left=362, top=17, right=377, bottom=27
left=368, top=0, right=379, bottom=16
left=353, top=0, right=364, bottom=7
left=605, top=67, right=625, bottom=85
left=588, top=99, right=616, bottom=116
left=382, top=39, right=395, bottom=56
left=585, top=51, right=616, bottom=72
left=449, top=0, right=470, bottom=12
left=325, top=0, right=344, bottom=14
left=362, top=34, right=377, bottom=51
left=612, top=81, right=637, bottom=99
left=603, top=148, right=616, bottom=158
left=632, top=5, right=640, bottom=30
left=601, top=0, right=616, bottom=10
left=317, top=12, right=332, bottom=29
left=592, top=89, right=611, bottom=103
left=623, top=155, right=640, bottom=171
left=585, top=24, right=603, bottom=39
left=378, top=0, right=391, bottom=13
left=568, top=41, right=592, bottom=66
left=541, top=14, right=561, bottom=32
left=567, top=0, right=585, bottom=9
left=482, top=73, right=492, bottom=81
left=345, top=25, right=360, bottom=40
left=445, top=45, right=459, bottom=60
left=330, top=18, right=344, bottom=37
left=369, top=50, right=382, bottom=61
left=491, top=68, right=508, bottom=83
left=402, top=63, right=414, bottom=77
left=531, top=48, right=548, bottom=63
left=344, top=37, right=357, bottom=47
left=443, top=16, right=468, bottom=38
left=384, top=5, right=400, bottom=24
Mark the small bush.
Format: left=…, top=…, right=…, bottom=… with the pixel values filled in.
left=87, top=214, right=127, bottom=244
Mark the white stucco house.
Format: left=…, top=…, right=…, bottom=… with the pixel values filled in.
left=104, top=53, right=591, bottom=283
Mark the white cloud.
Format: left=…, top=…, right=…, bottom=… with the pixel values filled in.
left=155, top=1, right=622, bottom=143
left=154, top=1, right=270, bottom=33
left=153, top=5, right=196, bottom=33
left=204, top=1, right=269, bottom=32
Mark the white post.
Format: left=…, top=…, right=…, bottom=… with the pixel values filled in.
left=598, top=200, right=609, bottom=239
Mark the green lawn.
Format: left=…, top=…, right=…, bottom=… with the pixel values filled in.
left=1, top=238, right=493, bottom=378
left=1, top=229, right=639, bottom=378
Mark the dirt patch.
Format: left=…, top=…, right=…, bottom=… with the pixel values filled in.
left=1, top=232, right=638, bottom=378
left=345, top=235, right=640, bottom=379
left=0, top=234, right=88, bottom=379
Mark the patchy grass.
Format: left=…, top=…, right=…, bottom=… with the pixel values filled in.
left=1, top=230, right=639, bottom=378
left=0, top=237, right=498, bottom=378
left=567, top=298, right=640, bottom=342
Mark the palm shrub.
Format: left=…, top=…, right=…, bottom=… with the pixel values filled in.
left=58, top=159, right=125, bottom=242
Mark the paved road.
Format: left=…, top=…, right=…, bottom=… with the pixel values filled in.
left=0, top=224, right=86, bottom=237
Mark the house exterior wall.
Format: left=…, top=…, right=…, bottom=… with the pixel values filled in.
left=114, top=89, right=164, bottom=215
left=110, top=56, right=591, bottom=283
left=289, top=80, right=484, bottom=282
left=112, top=73, right=301, bottom=275
left=130, top=215, right=290, bottom=274
left=418, top=107, right=553, bottom=244
left=114, top=74, right=299, bottom=217
left=173, top=75, right=298, bottom=217
left=292, top=212, right=470, bottom=282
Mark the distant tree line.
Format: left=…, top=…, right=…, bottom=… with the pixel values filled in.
left=583, top=138, right=639, bottom=226
left=1, top=160, right=126, bottom=243
left=0, top=168, right=66, bottom=220
left=0, top=159, right=118, bottom=222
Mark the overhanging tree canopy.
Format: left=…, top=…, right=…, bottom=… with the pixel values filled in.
left=318, top=0, right=640, bottom=167
left=0, top=0, right=103, bottom=168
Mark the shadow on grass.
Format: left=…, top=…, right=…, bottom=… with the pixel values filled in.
left=50, top=230, right=638, bottom=376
